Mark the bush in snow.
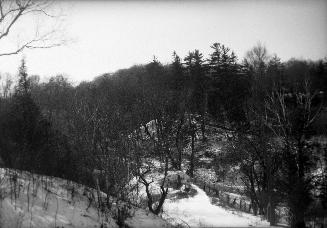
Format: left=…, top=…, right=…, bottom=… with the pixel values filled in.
left=161, top=171, right=191, bottom=190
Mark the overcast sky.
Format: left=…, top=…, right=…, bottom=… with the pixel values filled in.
left=0, top=0, right=326, bottom=83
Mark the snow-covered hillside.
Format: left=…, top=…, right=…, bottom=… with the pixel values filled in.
left=0, top=169, right=171, bottom=228
left=0, top=166, right=277, bottom=228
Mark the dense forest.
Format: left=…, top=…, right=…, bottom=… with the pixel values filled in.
left=0, top=42, right=327, bottom=228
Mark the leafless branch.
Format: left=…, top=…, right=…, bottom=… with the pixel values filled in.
left=0, top=0, right=65, bottom=56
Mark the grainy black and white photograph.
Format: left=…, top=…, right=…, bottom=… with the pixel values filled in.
left=0, top=0, right=326, bottom=227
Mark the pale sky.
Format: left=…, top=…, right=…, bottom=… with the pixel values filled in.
left=0, top=0, right=326, bottom=83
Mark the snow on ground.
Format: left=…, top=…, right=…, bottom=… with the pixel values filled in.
left=163, top=184, right=270, bottom=227
left=0, top=169, right=115, bottom=228
left=195, top=168, right=217, bottom=182
left=0, top=168, right=171, bottom=228
left=126, top=209, right=171, bottom=228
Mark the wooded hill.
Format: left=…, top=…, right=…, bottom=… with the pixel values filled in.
left=0, top=42, right=326, bottom=228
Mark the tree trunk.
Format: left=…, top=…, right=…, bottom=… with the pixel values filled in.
left=188, top=130, right=195, bottom=178
left=175, top=115, right=184, bottom=170
left=267, top=197, right=277, bottom=226
left=201, top=92, right=207, bottom=142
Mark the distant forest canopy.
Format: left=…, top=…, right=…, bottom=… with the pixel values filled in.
left=0, top=42, right=327, bottom=228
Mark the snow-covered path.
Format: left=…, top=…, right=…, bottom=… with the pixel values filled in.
left=163, top=184, right=270, bottom=227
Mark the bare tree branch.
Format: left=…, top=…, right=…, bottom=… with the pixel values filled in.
left=0, top=0, right=65, bottom=56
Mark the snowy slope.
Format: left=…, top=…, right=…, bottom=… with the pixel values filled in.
left=163, top=184, right=270, bottom=227
left=0, top=168, right=172, bottom=228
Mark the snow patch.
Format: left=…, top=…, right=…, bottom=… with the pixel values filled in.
left=163, top=184, right=269, bottom=227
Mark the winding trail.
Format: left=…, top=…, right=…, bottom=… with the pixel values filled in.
left=163, top=184, right=270, bottom=227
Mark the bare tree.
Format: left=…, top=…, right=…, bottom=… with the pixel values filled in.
left=264, top=80, right=322, bottom=228
left=0, top=73, right=13, bottom=98
left=245, top=42, right=270, bottom=82
left=0, top=0, right=66, bottom=57
left=138, top=160, right=169, bottom=215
